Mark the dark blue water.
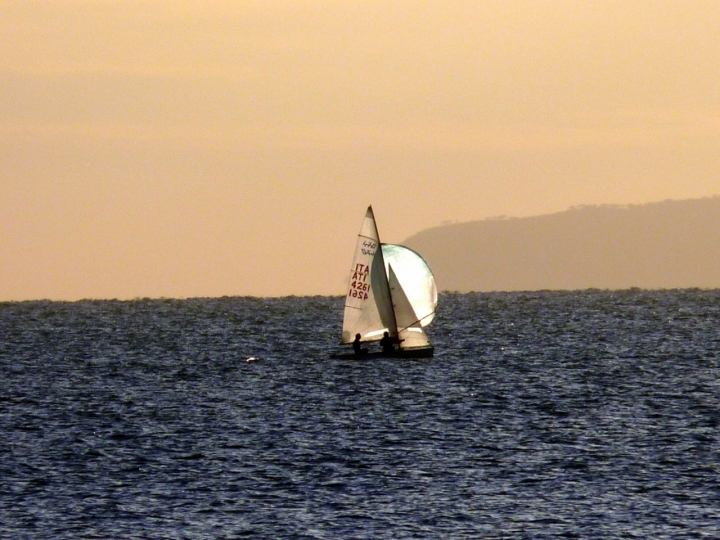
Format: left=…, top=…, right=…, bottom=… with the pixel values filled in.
left=2, top=290, right=720, bottom=538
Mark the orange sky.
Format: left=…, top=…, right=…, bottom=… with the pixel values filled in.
left=2, top=0, right=720, bottom=300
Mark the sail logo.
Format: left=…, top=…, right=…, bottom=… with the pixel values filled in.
left=349, top=263, right=370, bottom=300
left=361, top=240, right=377, bottom=256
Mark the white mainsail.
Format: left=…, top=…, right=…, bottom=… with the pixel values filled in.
left=341, top=207, right=396, bottom=343
left=341, top=206, right=437, bottom=351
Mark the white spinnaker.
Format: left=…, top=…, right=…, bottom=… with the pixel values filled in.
left=381, top=244, right=437, bottom=327
left=341, top=207, right=396, bottom=343
left=388, top=265, right=431, bottom=349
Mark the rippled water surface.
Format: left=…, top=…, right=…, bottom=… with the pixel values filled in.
left=2, top=290, right=720, bottom=538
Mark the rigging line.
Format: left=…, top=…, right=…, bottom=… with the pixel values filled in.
left=397, top=312, right=436, bottom=332
left=397, top=324, right=424, bottom=333
left=397, top=310, right=436, bottom=329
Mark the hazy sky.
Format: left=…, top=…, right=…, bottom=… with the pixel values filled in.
left=2, top=0, right=719, bottom=300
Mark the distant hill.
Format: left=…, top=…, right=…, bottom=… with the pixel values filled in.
left=403, top=197, right=720, bottom=292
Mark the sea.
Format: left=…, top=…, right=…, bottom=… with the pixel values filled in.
left=2, top=289, right=720, bottom=539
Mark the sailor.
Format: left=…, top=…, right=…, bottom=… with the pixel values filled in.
left=352, top=333, right=368, bottom=355
left=379, top=331, right=403, bottom=353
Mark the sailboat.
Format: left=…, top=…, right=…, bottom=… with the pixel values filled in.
left=330, top=206, right=437, bottom=359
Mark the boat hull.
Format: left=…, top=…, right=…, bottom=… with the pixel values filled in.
left=330, top=346, right=434, bottom=360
